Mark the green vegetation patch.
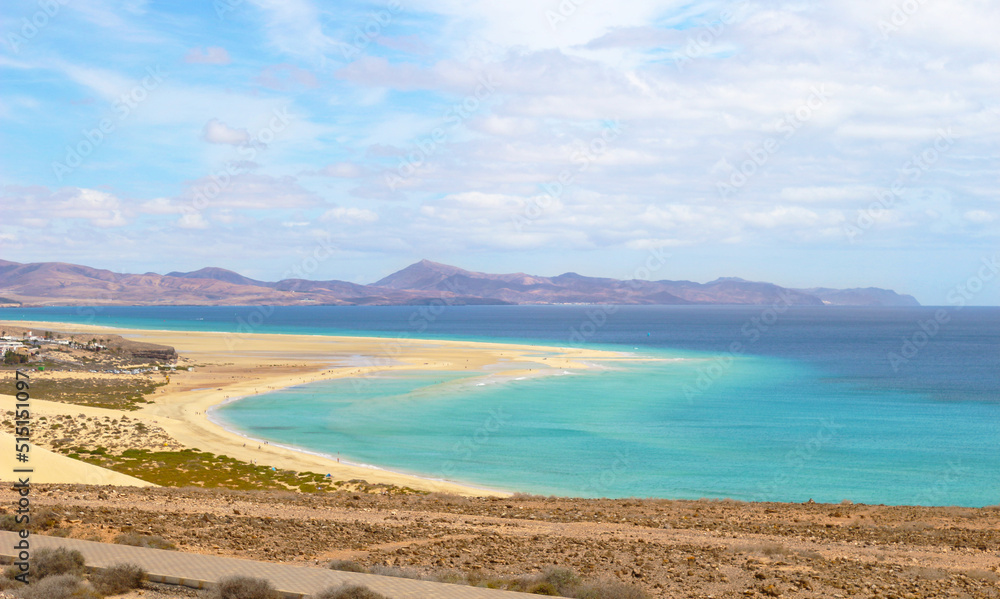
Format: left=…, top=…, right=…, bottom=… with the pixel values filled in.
left=10, top=376, right=167, bottom=410
left=68, top=447, right=336, bottom=491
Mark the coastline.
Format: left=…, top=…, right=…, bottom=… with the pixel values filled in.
left=1, top=319, right=632, bottom=495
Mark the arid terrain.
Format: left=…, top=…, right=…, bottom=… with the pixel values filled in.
left=6, top=486, right=1000, bottom=599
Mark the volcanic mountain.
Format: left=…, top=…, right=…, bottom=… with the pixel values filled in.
left=0, top=258, right=919, bottom=307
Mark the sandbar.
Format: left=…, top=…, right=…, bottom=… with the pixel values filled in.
left=0, top=320, right=630, bottom=495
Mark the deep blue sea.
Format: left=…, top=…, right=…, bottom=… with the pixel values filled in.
left=4, top=305, right=999, bottom=505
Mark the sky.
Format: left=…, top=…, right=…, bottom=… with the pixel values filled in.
left=0, top=0, right=998, bottom=305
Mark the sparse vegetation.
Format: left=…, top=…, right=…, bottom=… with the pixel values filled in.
left=113, top=532, right=176, bottom=550
left=30, top=547, right=86, bottom=581
left=14, top=574, right=100, bottom=599
left=352, top=564, right=648, bottom=598
left=313, top=585, right=389, bottom=599
left=73, top=447, right=338, bottom=491
left=327, top=559, right=369, bottom=573
left=5, top=376, right=167, bottom=410
left=90, top=562, right=146, bottom=595
left=210, top=575, right=278, bottom=599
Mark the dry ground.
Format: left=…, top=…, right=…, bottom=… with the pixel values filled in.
left=5, top=485, right=999, bottom=599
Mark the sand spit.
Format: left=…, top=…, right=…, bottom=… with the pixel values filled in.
left=1, top=320, right=633, bottom=495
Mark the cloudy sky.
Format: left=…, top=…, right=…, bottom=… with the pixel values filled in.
left=1, top=0, right=997, bottom=304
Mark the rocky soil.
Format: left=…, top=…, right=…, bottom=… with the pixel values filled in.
left=6, top=486, right=999, bottom=598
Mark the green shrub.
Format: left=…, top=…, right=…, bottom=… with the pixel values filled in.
left=91, top=562, right=146, bottom=595
left=313, top=585, right=390, bottom=599
left=15, top=574, right=100, bottom=599
left=211, top=575, right=277, bottom=599
left=326, top=560, right=369, bottom=573
left=31, top=547, right=85, bottom=581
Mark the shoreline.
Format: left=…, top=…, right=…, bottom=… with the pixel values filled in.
left=1, top=319, right=634, bottom=495
left=203, top=398, right=512, bottom=496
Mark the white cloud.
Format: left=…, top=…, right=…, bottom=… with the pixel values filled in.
left=0, top=187, right=129, bottom=228
left=176, top=173, right=322, bottom=211
left=320, top=207, right=379, bottom=223
left=202, top=119, right=251, bottom=145
left=176, top=212, right=209, bottom=229
left=317, top=162, right=363, bottom=177
left=56, top=189, right=128, bottom=228
left=963, top=210, right=995, bottom=224
left=247, top=0, right=335, bottom=63
left=184, top=47, right=232, bottom=65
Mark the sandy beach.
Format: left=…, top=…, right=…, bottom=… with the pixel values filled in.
left=0, top=320, right=630, bottom=495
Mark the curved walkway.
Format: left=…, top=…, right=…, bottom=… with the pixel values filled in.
left=0, top=532, right=550, bottom=598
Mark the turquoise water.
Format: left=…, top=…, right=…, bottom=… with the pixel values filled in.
left=6, top=306, right=1000, bottom=505
left=214, top=350, right=1000, bottom=505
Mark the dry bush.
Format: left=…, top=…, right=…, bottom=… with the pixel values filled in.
left=210, top=575, right=278, bottom=599
left=0, top=514, right=22, bottom=532
left=31, top=547, right=86, bottom=581
left=367, top=565, right=424, bottom=579
left=908, top=567, right=948, bottom=580
left=965, top=569, right=1000, bottom=583
left=326, top=560, right=369, bottom=573
left=113, top=532, right=176, bottom=550
left=510, top=492, right=544, bottom=500
left=15, top=574, right=100, bottom=599
left=519, top=567, right=581, bottom=595
left=737, top=542, right=793, bottom=557
left=91, top=562, right=146, bottom=595
left=313, top=585, right=390, bottom=599
left=574, top=578, right=651, bottom=599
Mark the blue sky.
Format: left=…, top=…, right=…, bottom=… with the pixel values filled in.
left=1, top=0, right=998, bottom=304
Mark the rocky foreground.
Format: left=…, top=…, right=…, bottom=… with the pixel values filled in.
left=8, top=486, right=1000, bottom=599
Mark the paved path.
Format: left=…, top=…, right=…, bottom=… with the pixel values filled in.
left=0, top=532, right=548, bottom=598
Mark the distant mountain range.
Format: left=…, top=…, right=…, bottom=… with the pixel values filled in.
left=0, top=259, right=920, bottom=307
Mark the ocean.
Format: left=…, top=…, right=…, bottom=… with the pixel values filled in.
left=4, top=305, right=999, bottom=505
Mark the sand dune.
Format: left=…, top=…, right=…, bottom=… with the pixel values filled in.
left=0, top=431, right=154, bottom=487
